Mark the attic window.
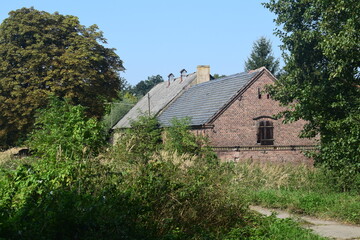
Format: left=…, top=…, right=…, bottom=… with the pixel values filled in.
left=257, top=121, right=274, bottom=145
left=258, top=88, right=261, bottom=99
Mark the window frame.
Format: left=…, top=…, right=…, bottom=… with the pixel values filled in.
left=257, top=120, right=274, bottom=145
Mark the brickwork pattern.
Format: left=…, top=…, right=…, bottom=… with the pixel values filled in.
left=194, top=71, right=316, bottom=163
left=216, top=149, right=314, bottom=165
left=204, top=71, right=315, bottom=147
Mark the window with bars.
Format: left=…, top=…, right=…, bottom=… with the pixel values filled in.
left=257, top=121, right=274, bottom=145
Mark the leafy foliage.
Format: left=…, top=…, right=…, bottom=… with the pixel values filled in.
left=113, top=151, right=248, bottom=239
left=318, top=115, right=360, bottom=191
left=164, top=118, right=199, bottom=154
left=244, top=36, right=280, bottom=75
left=213, top=73, right=227, bottom=79
left=0, top=156, right=146, bottom=239
left=105, top=116, right=251, bottom=239
left=164, top=118, right=217, bottom=160
left=113, top=115, right=162, bottom=163
left=0, top=115, right=327, bottom=239
left=263, top=0, right=360, bottom=190
left=102, top=92, right=138, bottom=131
left=0, top=7, right=124, bottom=147
left=27, top=97, right=105, bottom=161
left=130, top=75, right=164, bottom=97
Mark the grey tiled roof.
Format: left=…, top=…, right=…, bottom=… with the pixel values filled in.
left=113, top=73, right=197, bottom=129
left=158, top=71, right=259, bottom=126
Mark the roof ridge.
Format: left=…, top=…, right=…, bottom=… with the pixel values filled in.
left=113, top=72, right=197, bottom=129
left=248, top=66, right=267, bottom=73
left=191, top=71, right=252, bottom=89
left=158, top=70, right=256, bottom=126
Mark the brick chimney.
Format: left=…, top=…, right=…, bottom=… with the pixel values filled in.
left=196, top=65, right=210, bottom=84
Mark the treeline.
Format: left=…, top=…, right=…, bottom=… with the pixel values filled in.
left=125, top=75, right=164, bottom=97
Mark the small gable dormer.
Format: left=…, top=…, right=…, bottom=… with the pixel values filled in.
left=180, top=69, right=187, bottom=82
left=168, top=73, right=175, bottom=81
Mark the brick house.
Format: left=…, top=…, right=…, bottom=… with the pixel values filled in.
left=113, top=66, right=316, bottom=163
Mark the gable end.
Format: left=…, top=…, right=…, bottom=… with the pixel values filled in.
left=207, top=68, right=276, bottom=124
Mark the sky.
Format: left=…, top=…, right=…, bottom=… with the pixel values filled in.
left=0, top=0, right=283, bottom=86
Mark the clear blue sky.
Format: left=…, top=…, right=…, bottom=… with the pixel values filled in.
left=0, top=0, right=282, bottom=86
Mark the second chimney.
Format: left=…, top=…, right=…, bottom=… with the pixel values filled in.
left=196, top=65, right=210, bottom=84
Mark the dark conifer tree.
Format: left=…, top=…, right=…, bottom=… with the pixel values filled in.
left=245, top=37, right=280, bottom=76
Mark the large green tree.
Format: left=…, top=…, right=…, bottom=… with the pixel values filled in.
left=0, top=8, right=124, bottom=147
left=244, top=36, right=280, bottom=75
left=264, top=0, right=360, bottom=189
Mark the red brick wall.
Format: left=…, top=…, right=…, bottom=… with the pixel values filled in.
left=216, top=149, right=314, bottom=165
left=203, top=71, right=315, bottom=147
left=193, top=70, right=316, bottom=163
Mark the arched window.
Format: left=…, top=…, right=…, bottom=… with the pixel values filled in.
left=257, top=121, right=274, bottom=145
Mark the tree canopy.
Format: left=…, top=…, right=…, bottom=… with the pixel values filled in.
left=0, top=8, right=124, bottom=147
left=130, top=75, right=164, bottom=97
left=212, top=74, right=227, bottom=79
left=244, top=36, right=280, bottom=75
left=264, top=0, right=360, bottom=189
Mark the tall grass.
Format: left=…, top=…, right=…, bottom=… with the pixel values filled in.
left=0, top=149, right=325, bottom=239
left=232, top=161, right=360, bottom=224
left=0, top=113, right=330, bottom=239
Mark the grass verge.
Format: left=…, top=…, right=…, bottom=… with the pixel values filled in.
left=233, top=161, right=360, bottom=224
left=239, top=214, right=327, bottom=240
left=249, top=189, right=360, bottom=224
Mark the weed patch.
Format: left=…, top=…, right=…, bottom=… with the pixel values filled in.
left=0, top=116, right=332, bottom=239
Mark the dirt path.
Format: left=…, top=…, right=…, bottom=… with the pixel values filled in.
left=250, top=205, right=360, bottom=239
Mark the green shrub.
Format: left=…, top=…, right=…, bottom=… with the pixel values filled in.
left=0, top=156, right=150, bottom=240
left=113, top=115, right=162, bottom=164
left=106, top=149, right=249, bottom=239
left=315, top=114, right=360, bottom=192
left=2, top=114, right=335, bottom=239
left=106, top=116, right=250, bottom=239
left=27, top=97, right=106, bottom=161
left=164, top=117, right=217, bottom=161
left=102, top=95, right=136, bottom=131
left=164, top=118, right=199, bottom=154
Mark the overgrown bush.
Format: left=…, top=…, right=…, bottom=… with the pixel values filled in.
left=1, top=98, right=146, bottom=239
left=112, top=115, right=162, bottom=164
left=27, top=97, right=106, bottom=161
left=102, top=93, right=137, bottom=131
left=112, top=150, right=249, bottom=239
left=164, top=118, right=199, bottom=154
left=105, top=116, right=252, bottom=238
left=163, top=117, right=218, bottom=161
left=0, top=154, right=150, bottom=239
left=315, top=114, right=360, bottom=192
left=1, top=115, right=324, bottom=239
